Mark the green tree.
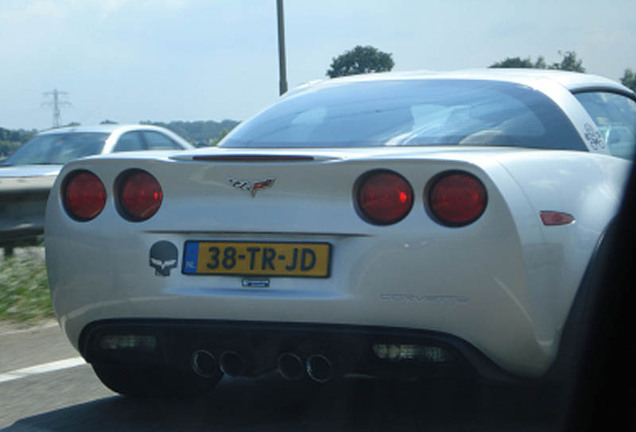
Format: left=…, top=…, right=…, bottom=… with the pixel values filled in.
left=209, top=128, right=231, bottom=146
left=548, top=51, right=585, bottom=72
left=0, top=127, right=37, bottom=158
left=326, top=45, right=394, bottom=78
left=490, top=56, right=546, bottom=69
left=100, top=119, right=118, bottom=125
left=490, top=51, right=584, bottom=72
left=621, top=69, right=636, bottom=92
left=0, top=140, right=20, bottom=157
left=0, top=127, right=36, bottom=143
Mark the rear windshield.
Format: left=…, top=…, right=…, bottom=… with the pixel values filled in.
left=4, top=132, right=108, bottom=165
left=221, top=79, right=585, bottom=150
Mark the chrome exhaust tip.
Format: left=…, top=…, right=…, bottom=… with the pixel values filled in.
left=306, top=354, right=333, bottom=383
left=191, top=350, right=218, bottom=378
left=278, top=352, right=305, bottom=380
left=219, top=350, right=247, bottom=377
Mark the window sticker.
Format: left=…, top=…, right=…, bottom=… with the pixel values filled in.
left=583, top=123, right=605, bottom=150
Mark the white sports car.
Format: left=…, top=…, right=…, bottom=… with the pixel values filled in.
left=45, top=70, right=635, bottom=397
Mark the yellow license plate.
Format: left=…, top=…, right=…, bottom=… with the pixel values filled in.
left=183, top=241, right=331, bottom=277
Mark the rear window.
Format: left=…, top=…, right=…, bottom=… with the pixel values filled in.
left=574, top=91, right=636, bottom=160
left=221, top=79, right=584, bottom=151
left=5, top=132, right=108, bottom=165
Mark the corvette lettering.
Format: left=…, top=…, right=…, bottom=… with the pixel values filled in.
left=228, top=177, right=276, bottom=197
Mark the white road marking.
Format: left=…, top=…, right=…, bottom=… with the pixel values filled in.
left=0, top=321, right=58, bottom=337
left=0, top=357, right=86, bottom=384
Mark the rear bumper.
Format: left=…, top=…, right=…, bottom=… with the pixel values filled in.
left=0, top=189, right=48, bottom=245
left=79, top=319, right=522, bottom=382
left=0, top=226, right=43, bottom=245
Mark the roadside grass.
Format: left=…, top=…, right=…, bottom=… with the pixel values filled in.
left=0, top=248, right=52, bottom=323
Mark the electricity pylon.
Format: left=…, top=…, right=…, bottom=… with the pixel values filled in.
left=43, top=89, right=72, bottom=128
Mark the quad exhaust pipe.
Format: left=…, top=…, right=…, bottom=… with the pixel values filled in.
left=195, top=347, right=338, bottom=382
left=277, top=352, right=305, bottom=380
left=219, top=350, right=248, bottom=377
left=191, top=350, right=218, bottom=378
left=192, top=349, right=246, bottom=378
left=306, top=354, right=334, bottom=383
left=277, top=352, right=336, bottom=383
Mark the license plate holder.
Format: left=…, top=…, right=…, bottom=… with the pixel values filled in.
left=183, top=241, right=331, bottom=278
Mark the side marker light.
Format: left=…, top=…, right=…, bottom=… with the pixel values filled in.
left=540, top=211, right=575, bottom=226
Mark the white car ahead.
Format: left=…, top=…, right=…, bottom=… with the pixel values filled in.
left=45, top=70, right=635, bottom=397
left=0, top=124, right=193, bottom=251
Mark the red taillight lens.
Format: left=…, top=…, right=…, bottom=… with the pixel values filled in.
left=540, top=211, right=575, bottom=226
left=356, top=170, right=413, bottom=225
left=62, top=170, right=107, bottom=222
left=427, top=171, right=487, bottom=227
left=117, top=170, right=163, bottom=221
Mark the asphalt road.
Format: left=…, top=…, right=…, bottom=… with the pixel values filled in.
left=0, top=323, right=566, bottom=432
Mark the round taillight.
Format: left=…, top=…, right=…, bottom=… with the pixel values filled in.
left=356, top=170, right=413, bottom=225
left=62, top=170, right=107, bottom=222
left=427, top=171, right=487, bottom=227
left=117, top=169, right=163, bottom=221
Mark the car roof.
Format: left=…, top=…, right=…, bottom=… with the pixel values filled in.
left=287, top=69, right=632, bottom=97
left=36, top=124, right=173, bottom=135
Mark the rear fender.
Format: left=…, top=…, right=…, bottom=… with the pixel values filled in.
left=544, top=220, right=616, bottom=382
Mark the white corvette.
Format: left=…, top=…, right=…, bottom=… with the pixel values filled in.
left=45, top=70, right=635, bottom=396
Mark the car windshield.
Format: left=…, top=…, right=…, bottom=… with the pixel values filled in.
left=221, top=79, right=585, bottom=151
left=3, top=132, right=108, bottom=165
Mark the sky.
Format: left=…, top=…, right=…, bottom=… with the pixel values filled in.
left=0, top=0, right=635, bottom=131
